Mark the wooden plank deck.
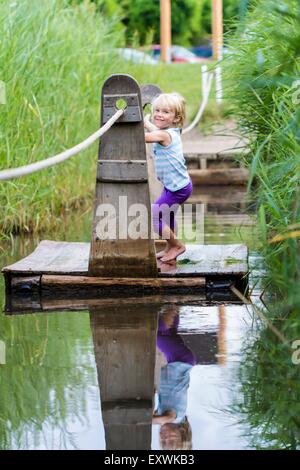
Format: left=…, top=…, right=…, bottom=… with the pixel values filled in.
left=2, top=240, right=248, bottom=278
left=157, top=243, right=247, bottom=277
left=2, top=240, right=90, bottom=275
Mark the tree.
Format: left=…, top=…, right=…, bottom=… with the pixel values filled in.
left=123, top=0, right=204, bottom=46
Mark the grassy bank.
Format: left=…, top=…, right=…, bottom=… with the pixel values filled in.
left=0, top=0, right=220, bottom=238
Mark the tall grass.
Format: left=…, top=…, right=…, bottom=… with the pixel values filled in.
left=233, top=319, right=300, bottom=449
left=225, top=0, right=300, bottom=311
left=0, top=0, right=124, bottom=236
left=226, top=0, right=300, bottom=448
left=0, top=0, right=220, bottom=238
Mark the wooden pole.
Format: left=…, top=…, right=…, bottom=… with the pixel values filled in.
left=211, top=0, right=223, bottom=60
left=160, top=0, right=171, bottom=63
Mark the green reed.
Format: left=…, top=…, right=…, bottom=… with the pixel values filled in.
left=232, top=312, right=300, bottom=449
left=225, top=0, right=300, bottom=310
left=225, top=0, right=300, bottom=449
left=0, top=0, right=124, bottom=236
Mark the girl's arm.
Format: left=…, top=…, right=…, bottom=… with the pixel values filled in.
left=144, top=114, right=158, bottom=132
left=144, top=114, right=171, bottom=146
left=152, top=410, right=176, bottom=424
left=145, top=129, right=171, bottom=146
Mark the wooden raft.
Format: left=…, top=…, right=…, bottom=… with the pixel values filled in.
left=3, top=240, right=248, bottom=300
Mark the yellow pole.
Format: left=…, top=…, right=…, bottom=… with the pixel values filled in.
left=212, top=0, right=223, bottom=60
left=160, top=0, right=171, bottom=63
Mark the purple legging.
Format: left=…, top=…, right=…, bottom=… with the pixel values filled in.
left=152, top=181, right=193, bottom=236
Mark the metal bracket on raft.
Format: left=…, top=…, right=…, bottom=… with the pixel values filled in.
left=102, top=93, right=142, bottom=123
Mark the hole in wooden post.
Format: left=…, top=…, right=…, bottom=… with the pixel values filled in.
left=144, top=104, right=151, bottom=114
left=115, top=98, right=127, bottom=110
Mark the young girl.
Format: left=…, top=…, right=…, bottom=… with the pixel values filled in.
left=145, top=93, right=192, bottom=263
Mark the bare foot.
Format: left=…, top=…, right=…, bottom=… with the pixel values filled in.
left=161, top=245, right=186, bottom=263
left=157, top=259, right=176, bottom=273
left=156, top=249, right=169, bottom=259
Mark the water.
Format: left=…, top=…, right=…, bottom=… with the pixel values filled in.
left=151, top=304, right=253, bottom=450
left=0, top=300, right=256, bottom=450
left=0, top=190, right=274, bottom=450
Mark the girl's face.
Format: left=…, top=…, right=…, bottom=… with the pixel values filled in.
left=152, top=105, right=178, bottom=129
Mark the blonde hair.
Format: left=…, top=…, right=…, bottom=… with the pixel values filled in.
left=160, top=419, right=192, bottom=450
left=151, top=92, right=186, bottom=128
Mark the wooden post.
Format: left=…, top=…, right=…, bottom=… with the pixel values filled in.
left=89, top=304, right=158, bottom=450
left=88, top=74, right=157, bottom=278
left=212, top=0, right=223, bottom=60
left=160, top=0, right=171, bottom=63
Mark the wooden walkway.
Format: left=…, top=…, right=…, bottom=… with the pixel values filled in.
left=182, top=125, right=249, bottom=158
left=182, top=125, right=250, bottom=185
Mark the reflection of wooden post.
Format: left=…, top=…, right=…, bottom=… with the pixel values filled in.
left=212, top=0, right=223, bottom=60
left=160, top=0, right=171, bottom=63
left=89, top=304, right=158, bottom=450
left=217, top=305, right=227, bottom=366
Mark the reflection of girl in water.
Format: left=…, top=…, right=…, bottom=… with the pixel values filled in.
left=153, top=307, right=196, bottom=450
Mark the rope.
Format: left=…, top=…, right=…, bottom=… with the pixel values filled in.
left=182, top=72, right=214, bottom=135
left=0, top=108, right=124, bottom=181
left=0, top=72, right=213, bottom=181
